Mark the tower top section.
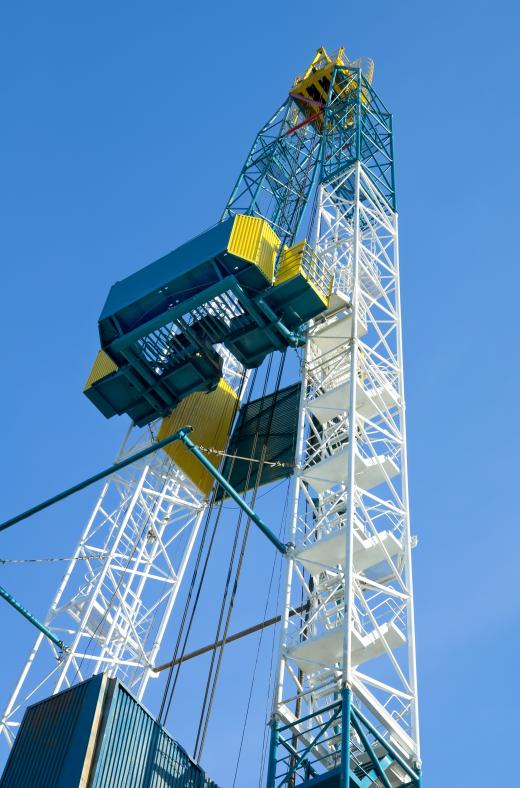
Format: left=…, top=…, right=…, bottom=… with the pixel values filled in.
left=291, top=47, right=374, bottom=130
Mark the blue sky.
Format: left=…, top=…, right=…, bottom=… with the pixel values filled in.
left=0, top=1, right=518, bottom=785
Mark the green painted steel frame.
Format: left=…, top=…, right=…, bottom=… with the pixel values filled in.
left=222, top=98, right=322, bottom=249
left=0, top=584, right=67, bottom=652
left=223, top=67, right=395, bottom=260
left=98, top=273, right=307, bottom=425
left=0, top=423, right=290, bottom=651
left=178, top=430, right=287, bottom=554
left=266, top=689, right=421, bottom=788
left=320, top=66, right=396, bottom=210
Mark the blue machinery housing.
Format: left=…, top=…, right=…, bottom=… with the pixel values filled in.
left=85, top=215, right=331, bottom=427
left=0, top=674, right=219, bottom=788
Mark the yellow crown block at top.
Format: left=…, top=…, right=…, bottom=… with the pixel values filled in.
left=158, top=379, right=239, bottom=497
left=291, top=47, right=374, bottom=132
left=228, top=214, right=280, bottom=283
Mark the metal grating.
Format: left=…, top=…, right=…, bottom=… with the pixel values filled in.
left=217, top=382, right=300, bottom=497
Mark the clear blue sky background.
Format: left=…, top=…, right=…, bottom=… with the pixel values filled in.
left=0, top=1, right=518, bottom=786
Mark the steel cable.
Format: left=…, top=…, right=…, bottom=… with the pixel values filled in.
left=194, top=351, right=288, bottom=761
left=158, top=367, right=254, bottom=725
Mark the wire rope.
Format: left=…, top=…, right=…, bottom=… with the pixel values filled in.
left=194, top=350, right=288, bottom=761
left=0, top=555, right=104, bottom=565
left=193, top=439, right=261, bottom=758
left=232, top=478, right=291, bottom=787
left=158, top=367, right=254, bottom=724
left=192, top=356, right=274, bottom=757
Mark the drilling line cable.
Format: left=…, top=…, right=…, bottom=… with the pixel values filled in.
left=158, top=368, right=249, bottom=722
left=158, top=490, right=226, bottom=724
left=258, top=509, right=287, bottom=788
left=193, top=441, right=260, bottom=759
left=195, top=351, right=288, bottom=761
left=158, top=368, right=254, bottom=725
left=193, top=354, right=278, bottom=757
left=159, top=372, right=251, bottom=724
left=192, top=357, right=274, bottom=758
left=158, top=457, right=240, bottom=723
left=233, top=479, right=290, bottom=787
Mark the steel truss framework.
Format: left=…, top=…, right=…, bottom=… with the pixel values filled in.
left=267, top=70, right=420, bottom=788
left=223, top=98, right=322, bottom=248
left=1, top=61, right=421, bottom=788
left=0, top=351, right=246, bottom=747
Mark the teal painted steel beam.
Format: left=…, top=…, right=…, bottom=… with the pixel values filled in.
left=277, top=699, right=341, bottom=733
left=276, top=703, right=342, bottom=786
left=108, top=275, right=302, bottom=362
left=350, top=710, right=392, bottom=788
left=0, top=583, right=67, bottom=651
left=266, top=718, right=280, bottom=788
left=341, top=686, right=351, bottom=788
left=319, top=66, right=396, bottom=211
left=108, top=276, right=237, bottom=355
left=255, top=296, right=305, bottom=347
left=222, top=98, right=321, bottom=249
left=351, top=707, right=420, bottom=784
left=0, top=428, right=193, bottom=534
left=0, top=424, right=287, bottom=558
left=178, top=431, right=288, bottom=555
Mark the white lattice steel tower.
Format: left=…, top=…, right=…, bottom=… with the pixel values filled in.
left=266, top=59, right=421, bottom=787
left=0, top=350, right=246, bottom=746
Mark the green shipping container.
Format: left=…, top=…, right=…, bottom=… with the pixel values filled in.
left=0, top=674, right=219, bottom=788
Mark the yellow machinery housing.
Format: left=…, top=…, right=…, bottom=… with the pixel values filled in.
left=158, top=379, right=239, bottom=498
left=228, top=214, right=279, bottom=283
left=84, top=350, right=119, bottom=391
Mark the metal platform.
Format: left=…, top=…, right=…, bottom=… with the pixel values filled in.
left=286, top=620, right=406, bottom=674
left=85, top=215, right=332, bottom=426
left=301, top=447, right=399, bottom=495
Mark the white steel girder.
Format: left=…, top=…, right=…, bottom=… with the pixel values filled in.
left=0, top=349, right=246, bottom=748
left=271, top=162, right=420, bottom=782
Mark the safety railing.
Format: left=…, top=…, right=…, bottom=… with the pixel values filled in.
left=277, top=241, right=333, bottom=304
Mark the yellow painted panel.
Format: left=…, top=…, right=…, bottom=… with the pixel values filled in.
left=158, top=379, right=239, bottom=498
left=275, top=241, right=306, bottom=286
left=84, top=350, right=118, bottom=391
left=228, top=214, right=279, bottom=283
left=294, top=47, right=346, bottom=84
left=275, top=241, right=331, bottom=306
left=291, top=47, right=372, bottom=132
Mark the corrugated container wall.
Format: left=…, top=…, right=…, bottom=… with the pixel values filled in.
left=0, top=674, right=219, bottom=788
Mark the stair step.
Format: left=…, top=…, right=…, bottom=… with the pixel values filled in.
left=295, top=529, right=403, bottom=575
left=308, top=379, right=398, bottom=424
left=287, top=621, right=405, bottom=674
left=301, top=448, right=399, bottom=494
left=310, top=312, right=367, bottom=357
